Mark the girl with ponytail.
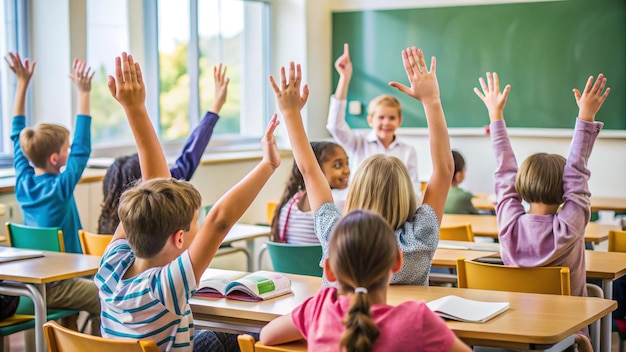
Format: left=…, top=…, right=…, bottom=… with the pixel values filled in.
left=260, top=210, right=470, bottom=351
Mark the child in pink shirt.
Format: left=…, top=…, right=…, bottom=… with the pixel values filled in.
left=260, top=209, right=470, bottom=352
left=474, top=72, right=609, bottom=347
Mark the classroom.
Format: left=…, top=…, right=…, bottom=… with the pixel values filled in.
left=0, top=0, right=624, bottom=351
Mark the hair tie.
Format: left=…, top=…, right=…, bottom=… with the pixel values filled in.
left=354, top=287, right=368, bottom=294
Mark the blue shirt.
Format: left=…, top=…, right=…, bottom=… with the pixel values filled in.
left=12, top=115, right=91, bottom=253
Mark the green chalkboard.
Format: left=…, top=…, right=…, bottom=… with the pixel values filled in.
left=332, top=0, right=626, bottom=130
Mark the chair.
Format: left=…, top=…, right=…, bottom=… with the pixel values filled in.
left=440, top=224, right=474, bottom=242
left=6, top=222, right=65, bottom=252
left=78, top=230, right=113, bottom=256
left=456, top=258, right=571, bottom=295
left=43, top=320, right=159, bottom=352
left=609, top=230, right=626, bottom=252
left=264, top=242, right=323, bottom=277
left=237, top=334, right=307, bottom=352
left=266, top=200, right=278, bottom=225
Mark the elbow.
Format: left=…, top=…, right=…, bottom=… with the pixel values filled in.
left=259, top=328, right=278, bottom=346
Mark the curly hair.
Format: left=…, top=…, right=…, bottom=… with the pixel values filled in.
left=98, top=154, right=141, bottom=234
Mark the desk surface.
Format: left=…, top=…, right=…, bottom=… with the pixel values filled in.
left=0, top=249, right=100, bottom=284
left=442, top=214, right=619, bottom=244
left=473, top=194, right=626, bottom=213
left=190, top=270, right=616, bottom=349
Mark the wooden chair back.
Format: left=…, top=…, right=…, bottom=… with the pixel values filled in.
left=44, top=321, right=160, bottom=352
left=78, top=230, right=113, bottom=256
left=6, top=222, right=64, bottom=252
left=266, top=201, right=278, bottom=225
left=609, top=230, right=626, bottom=253
left=440, top=224, right=474, bottom=242
left=237, top=334, right=308, bottom=352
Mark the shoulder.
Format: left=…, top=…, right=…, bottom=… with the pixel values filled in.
left=314, top=202, right=341, bottom=224
left=293, top=287, right=338, bottom=321
left=409, top=204, right=439, bottom=231
left=96, top=239, right=134, bottom=293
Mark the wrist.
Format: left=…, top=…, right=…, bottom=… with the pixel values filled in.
left=421, top=98, right=442, bottom=108
left=488, top=111, right=504, bottom=121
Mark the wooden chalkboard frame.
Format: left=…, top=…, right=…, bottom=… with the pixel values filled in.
left=332, top=0, right=625, bottom=132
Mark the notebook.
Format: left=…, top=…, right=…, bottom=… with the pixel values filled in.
left=0, top=247, right=45, bottom=263
left=426, top=295, right=509, bottom=323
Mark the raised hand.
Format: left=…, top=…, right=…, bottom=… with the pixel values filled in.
left=68, top=58, right=95, bottom=93
left=389, top=47, right=439, bottom=105
left=334, top=43, right=352, bottom=78
left=473, top=72, right=511, bottom=122
left=210, top=64, right=229, bottom=114
left=107, top=52, right=145, bottom=110
left=269, top=62, right=310, bottom=116
left=572, top=74, right=610, bottom=122
left=261, top=113, right=281, bottom=170
left=4, top=52, right=36, bottom=86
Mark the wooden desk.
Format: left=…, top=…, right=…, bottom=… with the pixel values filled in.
left=472, top=194, right=626, bottom=213
left=441, top=214, right=619, bottom=244
left=222, top=224, right=270, bottom=271
left=0, top=250, right=100, bottom=352
left=190, top=270, right=615, bottom=350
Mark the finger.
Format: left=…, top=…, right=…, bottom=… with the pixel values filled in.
left=405, top=48, right=418, bottom=76
left=88, top=69, right=95, bottom=80
left=416, top=48, right=427, bottom=73
left=107, top=75, right=116, bottom=97
left=572, top=89, right=582, bottom=102
left=429, top=56, right=436, bottom=74
left=473, top=87, right=486, bottom=100
left=115, top=56, right=122, bottom=81
left=389, top=82, right=411, bottom=95
left=493, top=72, right=500, bottom=92
left=592, top=74, right=605, bottom=95
left=280, top=66, right=287, bottom=90
left=128, top=54, right=137, bottom=82
left=269, top=75, right=280, bottom=93
left=301, top=84, right=310, bottom=105
left=121, top=53, right=130, bottom=82
left=288, top=62, right=296, bottom=87
left=582, top=75, right=594, bottom=95
left=135, top=63, right=143, bottom=85
left=295, top=63, right=302, bottom=88
left=222, top=65, right=228, bottom=81
left=501, top=84, right=511, bottom=104
left=401, top=49, right=414, bottom=80
left=486, top=72, right=493, bottom=92
left=266, top=113, right=279, bottom=136
left=600, top=87, right=610, bottom=100
left=479, top=77, right=488, bottom=94
left=29, top=61, right=36, bottom=74
left=344, top=43, right=350, bottom=58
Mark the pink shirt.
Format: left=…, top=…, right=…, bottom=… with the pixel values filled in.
left=491, top=118, right=603, bottom=298
left=291, top=287, right=456, bottom=351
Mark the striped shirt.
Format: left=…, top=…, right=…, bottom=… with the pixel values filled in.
left=95, top=239, right=196, bottom=351
left=277, top=193, right=319, bottom=244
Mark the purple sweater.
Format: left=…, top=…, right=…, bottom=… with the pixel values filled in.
left=491, top=118, right=603, bottom=298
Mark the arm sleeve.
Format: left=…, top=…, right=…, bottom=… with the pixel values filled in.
left=556, top=118, right=603, bottom=240
left=170, top=111, right=219, bottom=180
left=314, top=202, right=342, bottom=266
left=58, top=115, right=91, bottom=199
left=11, top=116, right=33, bottom=177
left=326, top=96, right=360, bottom=154
left=157, top=251, right=198, bottom=316
left=490, top=120, right=525, bottom=238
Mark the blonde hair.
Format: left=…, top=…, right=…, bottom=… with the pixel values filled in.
left=516, top=153, right=566, bottom=205
left=118, top=178, right=202, bottom=258
left=344, top=155, right=416, bottom=230
left=330, top=210, right=398, bottom=352
left=19, top=124, right=69, bottom=168
left=367, top=95, right=402, bottom=120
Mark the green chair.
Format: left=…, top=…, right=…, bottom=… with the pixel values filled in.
left=263, top=242, right=323, bottom=277
left=6, top=222, right=65, bottom=252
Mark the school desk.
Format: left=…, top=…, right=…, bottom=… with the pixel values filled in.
left=472, top=194, right=626, bottom=213
left=441, top=214, right=620, bottom=244
left=0, top=249, right=100, bottom=352
left=221, top=224, right=270, bottom=271
left=189, top=269, right=616, bottom=351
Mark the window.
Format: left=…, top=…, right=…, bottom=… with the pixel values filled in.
left=87, top=0, right=271, bottom=149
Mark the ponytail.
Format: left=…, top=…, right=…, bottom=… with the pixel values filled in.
left=340, top=291, right=379, bottom=352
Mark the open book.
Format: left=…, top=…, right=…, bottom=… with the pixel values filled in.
left=196, top=270, right=292, bottom=302
left=426, top=295, right=509, bottom=323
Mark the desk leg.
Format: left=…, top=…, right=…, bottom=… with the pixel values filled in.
left=0, top=282, right=47, bottom=352
left=601, top=279, right=613, bottom=352
left=246, top=240, right=255, bottom=272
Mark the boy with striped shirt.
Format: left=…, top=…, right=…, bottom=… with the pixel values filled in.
left=95, top=53, right=281, bottom=351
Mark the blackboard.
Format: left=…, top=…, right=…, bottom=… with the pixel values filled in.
left=332, top=0, right=625, bottom=130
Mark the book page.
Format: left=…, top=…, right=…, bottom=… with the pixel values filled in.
left=426, top=295, right=509, bottom=323
left=226, top=271, right=292, bottom=301
left=196, top=269, right=246, bottom=297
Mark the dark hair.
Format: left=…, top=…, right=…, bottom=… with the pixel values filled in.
left=452, top=150, right=466, bottom=182
left=269, top=141, right=342, bottom=242
left=98, top=154, right=142, bottom=234
left=330, top=210, right=398, bottom=352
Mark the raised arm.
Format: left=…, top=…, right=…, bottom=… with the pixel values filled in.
left=108, top=52, right=170, bottom=240
left=170, top=64, right=227, bottom=180
left=188, top=115, right=281, bottom=283
left=389, top=47, right=453, bottom=224
left=334, top=43, right=352, bottom=100
left=68, top=58, right=95, bottom=116
left=270, top=63, right=332, bottom=213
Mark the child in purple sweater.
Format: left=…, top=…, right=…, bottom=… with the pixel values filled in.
left=474, top=72, right=609, bottom=347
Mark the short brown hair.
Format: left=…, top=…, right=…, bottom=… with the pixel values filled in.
left=516, top=153, right=566, bottom=205
left=367, top=94, right=402, bottom=120
left=345, top=154, right=417, bottom=230
left=118, top=178, right=202, bottom=258
left=19, top=124, right=69, bottom=168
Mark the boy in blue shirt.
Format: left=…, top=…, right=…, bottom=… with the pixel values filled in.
left=5, top=52, right=100, bottom=334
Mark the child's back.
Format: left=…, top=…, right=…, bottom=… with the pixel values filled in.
left=444, top=150, right=479, bottom=214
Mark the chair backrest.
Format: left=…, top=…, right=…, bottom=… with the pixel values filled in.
left=609, top=230, right=626, bottom=252
left=237, top=334, right=308, bottom=352
left=266, top=200, right=278, bottom=225
left=44, top=321, right=160, bottom=352
left=238, top=334, right=256, bottom=352
left=78, top=230, right=113, bottom=256
left=266, top=241, right=323, bottom=277
left=6, top=222, right=65, bottom=252
left=440, top=224, right=474, bottom=242
left=456, top=258, right=571, bottom=295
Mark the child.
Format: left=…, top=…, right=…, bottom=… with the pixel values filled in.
left=270, top=47, right=453, bottom=286
left=474, top=72, right=609, bottom=345
left=327, top=43, right=421, bottom=199
left=96, top=52, right=280, bottom=351
left=269, top=141, right=349, bottom=244
left=444, top=150, right=479, bottom=214
left=6, top=52, right=101, bottom=334
left=97, top=64, right=229, bottom=234
left=260, top=209, right=471, bottom=351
